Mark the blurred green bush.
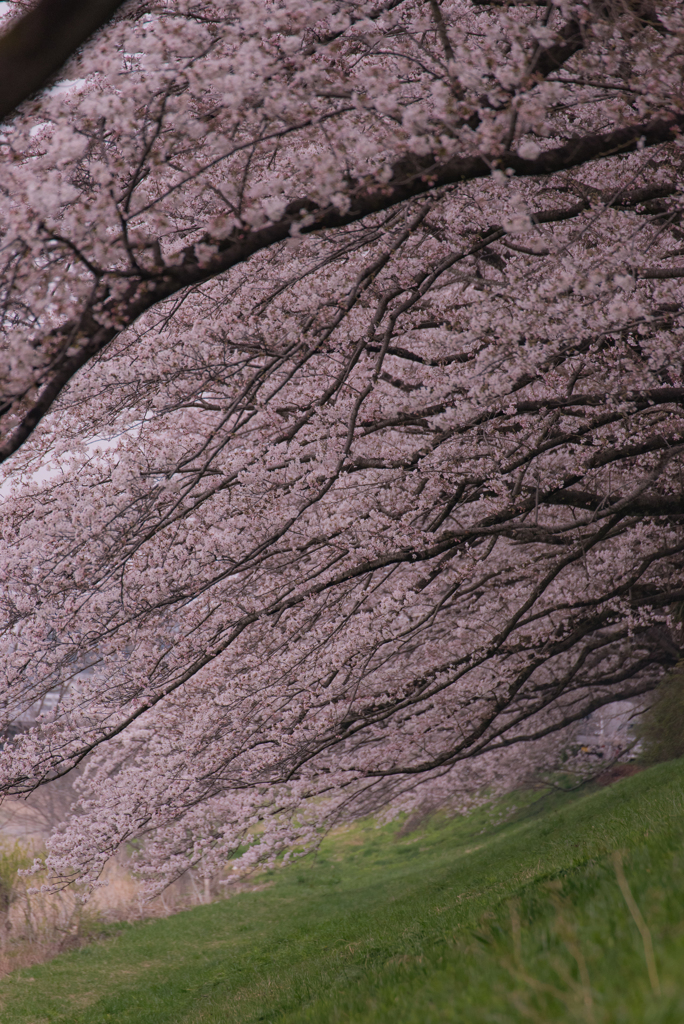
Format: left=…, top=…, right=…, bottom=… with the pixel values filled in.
left=637, top=662, right=684, bottom=765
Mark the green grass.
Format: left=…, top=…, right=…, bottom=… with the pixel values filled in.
left=2, top=761, right=684, bottom=1023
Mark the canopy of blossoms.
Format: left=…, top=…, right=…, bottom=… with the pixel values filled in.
left=0, top=0, right=682, bottom=892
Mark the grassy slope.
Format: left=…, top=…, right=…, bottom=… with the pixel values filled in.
left=2, top=761, right=684, bottom=1024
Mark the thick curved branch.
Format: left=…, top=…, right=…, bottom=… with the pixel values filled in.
left=0, top=0, right=126, bottom=121
left=544, top=488, right=684, bottom=517
left=2, top=112, right=683, bottom=465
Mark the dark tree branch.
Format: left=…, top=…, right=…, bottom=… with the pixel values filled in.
left=530, top=19, right=583, bottom=80
left=2, top=113, right=683, bottom=464
left=0, top=0, right=126, bottom=121
left=544, top=489, right=684, bottom=517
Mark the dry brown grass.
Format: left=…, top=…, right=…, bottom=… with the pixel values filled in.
left=0, top=833, right=227, bottom=978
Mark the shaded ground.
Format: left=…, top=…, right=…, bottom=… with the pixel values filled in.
left=1, top=761, right=684, bottom=1023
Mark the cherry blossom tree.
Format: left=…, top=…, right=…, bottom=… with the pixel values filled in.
left=0, top=0, right=682, bottom=892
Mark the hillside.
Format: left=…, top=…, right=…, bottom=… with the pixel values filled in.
left=2, top=761, right=684, bottom=1023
